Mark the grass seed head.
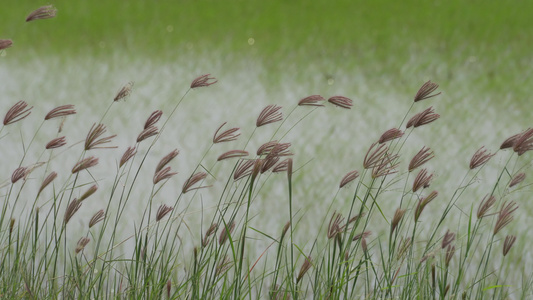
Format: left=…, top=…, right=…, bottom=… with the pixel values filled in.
left=412, top=168, right=433, bottom=192
left=219, top=221, right=235, bottom=245
left=72, top=157, right=99, bottom=173
left=477, top=195, right=497, bottom=219
left=45, top=104, right=76, bottom=120
left=89, top=209, right=105, bottom=228
left=3, top=100, right=33, bottom=125
left=213, top=122, right=240, bottom=143
left=0, top=39, right=13, bottom=50
left=119, top=147, right=137, bottom=168
left=378, top=128, right=404, bottom=144
left=144, top=110, right=163, bottom=129
left=409, top=146, right=434, bottom=172
left=414, top=80, right=441, bottom=102
left=493, top=201, right=518, bottom=235
left=153, top=166, right=177, bottom=184
left=155, top=149, right=179, bottom=173
left=298, top=95, right=325, bottom=107
left=182, top=172, right=210, bottom=193
left=11, top=167, right=29, bottom=183
left=469, top=146, right=495, bottom=169
left=38, top=171, right=57, bottom=194
left=363, top=142, right=388, bottom=169
left=414, top=191, right=438, bottom=222
left=296, top=256, right=312, bottom=283
left=328, top=96, right=353, bottom=109
left=26, top=5, right=57, bottom=22
left=503, top=235, right=517, bottom=256
left=339, top=170, right=359, bottom=188
left=190, top=74, right=217, bottom=88
left=85, top=123, right=117, bottom=150
left=512, top=128, right=533, bottom=156
left=113, top=81, right=134, bottom=101
left=75, top=237, right=91, bottom=254
left=64, top=199, right=82, bottom=224
left=234, top=159, right=255, bottom=181
left=46, top=136, right=67, bottom=149
left=391, top=208, right=406, bottom=235
left=156, top=204, right=173, bottom=221
left=217, top=150, right=249, bottom=161
left=406, top=106, right=440, bottom=128
left=256, top=105, right=283, bottom=127
left=441, top=229, right=456, bottom=249
left=137, top=126, right=159, bottom=142
left=79, top=184, right=98, bottom=201
left=509, top=172, right=526, bottom=188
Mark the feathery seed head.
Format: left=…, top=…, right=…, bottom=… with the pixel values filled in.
left=0, top=39, right=13, bottom=50
left=79, top=184, right=98, bottom=201
left=191, top=74, right=217, bottom=88
left=156, top=204, right=173, bottom=221
left=155, top=149, right=179, bottom=173
left=501, top=131, right=523, bottom=149
left=409, top=146, right=434, bottom=172
left=46, top=136, right=67, bottom=149
left=85, top=123, right=117, bottom=150
left=219, top=221, right=235, bottom=245
left=298, top=95, right=325, bottom=107
left=113, top=82, right=134, bottom=101
left=339, top=170, right=359, bottom=188
left=64, top=199, right=82, bottom=224
left=378, top=128, right=404, bottom=144
left=213, top=122, right=240, bottom=144
left=503, top=235, right=517, bottom=256
left=296, top=256, right=312, bottom=283
left=445, top=245, right=455, bottom=267
left=477, top=195, right=497, bottom=219
left=272, top=158, right=291, bottom=173
left=469, top=146, right=495, bottom=169
left=414, top=191, right=438, bottom=222
left=441, top=230, right=456, bottom=249
left=328, top=96, right=353, bottom=109
left=391, top=208, right=406, bottom=235
left=119, top=147, right=136, bottom=168
left=153, top=167, right=177, bottom=184
left=182, top=172, right=210, bottom=193
left=234, top=159, right=255, bottom=181
left=363, top=142, right=389, bottom=169
left=3, top=101, right=33, bottom=125
left=11, top=167, right=29, bottom=183
left=414, top=81, right=441, bottom=102
left=406, top=106, right=440, bottom=128
left=75, top=237, right=91, bottom=254
left=217, top=150, right=249, bottom=161
left=89, top=209, right=105, bottom=228
left=45, top=105, right=76, bottom=120
left=26, top=5, right=57, bottom=22
left=144, top=110, right=162, bottom=129
left=327, top=211, right=345, bottom=239
left=256, top=105, right=283, bottom=127
left=509, top=173, right=526, bottom=188
left=493, top=201, right=518, bottom=235
left=512, top=128, right=533, bottom=156
left=72, top=157, right=99, bottom=173
left=38, top=171, right=57, bottom=194
left=412, top=168, right=433, bottom=192
left=137, top=126, right=159, bottom=143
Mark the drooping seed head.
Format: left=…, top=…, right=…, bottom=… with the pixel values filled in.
left=412, top=168, right=433, bottom=192
left=477, top=194, right=497, bottom=219
left=512, top=128, right=533, bottom=156
left=155, top=149, right=179, bottom=173
left=272, top=158, right=291, bottom=173
left=213, top=122, right=240, bottom=143
left=327, top=211, right=345, bottom=239
left=509, top=173, right=526, bottom=188
left=414, top=81, right=441, bottom=102
left=85, top=123, right=117, bottom=150
left=153, top=167, right=177, bottom=184
left=414, top=191, right=438, bottom=222
left=363, top=142, right=389, bottom=169
left=45, top=105, right=76, bottom=120
left=503, top=235, right=517, bottom=256
left=261, top=156, right=279, bottom=173
left=79, top=184, right=98, bottom=201
left=113, top=81, right=134, bottom=101
left=251, top=158, right=264, bottom=180
left=298, top=95, right=325, bottom=107
left=3, top=101, right=33, bottom=125
left=406, top=106, right=440, bottom=128
left=469, top=146, right=495, bottom=169
left=75, top=237, right=91, bottom=254
left=391, top=208, right=406, bottom=235
left=202, top=223, right=219, bottom=247
left=26, top=5, right=57, bottom=22
left=409, top=146, right=434, bottom=172
left=72, top=157, right=99, bottom=173
left=493, top=201, right=518, bottom=235
left=144, top=110, right=163, bottom=129
left=339, top=170, right=359, bottom=188
left=46, top=136, right=67, bottom=149
left=119, top=147, right=137, bottom=168
left=328, top=96, right=353, bottom=109
left=296, top=256, right=312, bottom=283
left=218, top=221, right=235, bottom=245
left=234, top=159, right=255, bottom=181
left=441, top=229, right=456, bottom=249
left=182, top=172, right=211, bottom=193
left=371, top=154, right=399, bottom=178
left=217, top=150, right=249, bottom=161
left=0, top=39, right=13, bottom=50
left=378, top=128, right=404, bottom=144
left=156, top=204, right=173, bottom=221
left=256, top=105, right=283, bottom=127
left=137, top=126, right=159, bottom=143
left=38, top=171, right=57, bottom=194
left=500, top=131, right=523, bottom=149
left=445, top=245, right=455, bottom=267
left=89, top=209, right=105, bottom=228
left=11, top=167, right=29, bottom=183
left=190, top=74, right=217, bottom=88
left=64, top=199, right=82, bottom=224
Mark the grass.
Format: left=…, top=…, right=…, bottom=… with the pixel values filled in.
left=2, top=3, right=533, bottom=299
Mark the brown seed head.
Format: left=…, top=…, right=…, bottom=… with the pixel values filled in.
left=339, top=170, right=359, bottom=188
left=281, top=221, right=291, bottom=239
left=26, top=5, right=57, bottom=22
left=509, top=172, right=526, bottom=188
left=371, top=154, right=399, bottom=178
left=441, top=229, right=456, bottom=249
left=257, top=140, right=279, bottom=156
left=137, top=126, right=159, bottom=143
left=512, top=128, right=533, bottom=156
left=414, top=81, right=441, bottom=102
left=501, top=131, right=523, bottom=149
left=469, top=146, right=495, bottom=169
left=213, top=122, right=240, bottom=143
left=493, top=201, right=518, bottom=235
left=9, top=218, right=15, bottom=237
left=327, top=211, right=345, bottom=239
left=0, top=39, right=13, bottom=50
left=45, top=105, right=76, bottom=120
left=64, top=199, right=82, bottom=224
left=144, top=110, right=163, bottom=129
left=298, top=95, right=325, bottom=107
left=75, top=237, right=91, bottom=254
left=251, top=158, right=264, bottom=180
left=3, top=100, right=33, bottom=125
left=391, top=208, right=406, bottom=235
left=378, top=128, right=404, bottom=144
left=46, top=136, right=67, bottom=149
left=414, top=191, right=438, bottom=222
left=89, top=209, right=105, bottom=228
left=296, top=256, right=312, bottom=283
left=406, top=106, right=440, bottom=128
left=286, top=158, right=293, bottom=182
left=272, top=158, right=291, bottom=173
left=445, top=245, right=455, bottom=267
left=217, top=150, right=249, bottom=161
left=79, top=184, right=98, bottom=201
left=119, top=147, right=137, bottom=168
left=353, top=231, right=372, bottom=242
left=182, top=172, right=211, bottom=193
left=72, top=157, right=99, bottom=173
left=328, top=96, right=353, bottom=109
left=202, top=223, right=219, bottom=247
left=412, top=168, right=433, bottom=192
left=261, top=156, right=279, bottom=173
left=503, top=235, right=517, bottom=256
left=85, top=123, right=117, bottom=150
left=156, top=204, right=173, bottom=221
left=477, top=195, right=497, bottom=219
left=191, top=74, right=217, bottom=88
left=409, top=146, right=434, bottom=172
left=256, top=105, right=283, bottom=127
left=215, top=255, right=233, bottom=277
left=113, top=82, right=134, bottom=101
left=38, top=171, right=57, bottom=194
left=11, top=167, right=29, bottom=183
left=219, top=221, right=235, bottom=245
left=153, top=167, right=177, bottom=184
left=166, top=280, right=171, bottom=299
left=363, top=142, right=389, bottom=169
left=155, top=149, right=179, bottom=173
left=234, top=159, right=255, bottom=181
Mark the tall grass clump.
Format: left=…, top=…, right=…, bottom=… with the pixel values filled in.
left=1, top=5, right=533, bottom=300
